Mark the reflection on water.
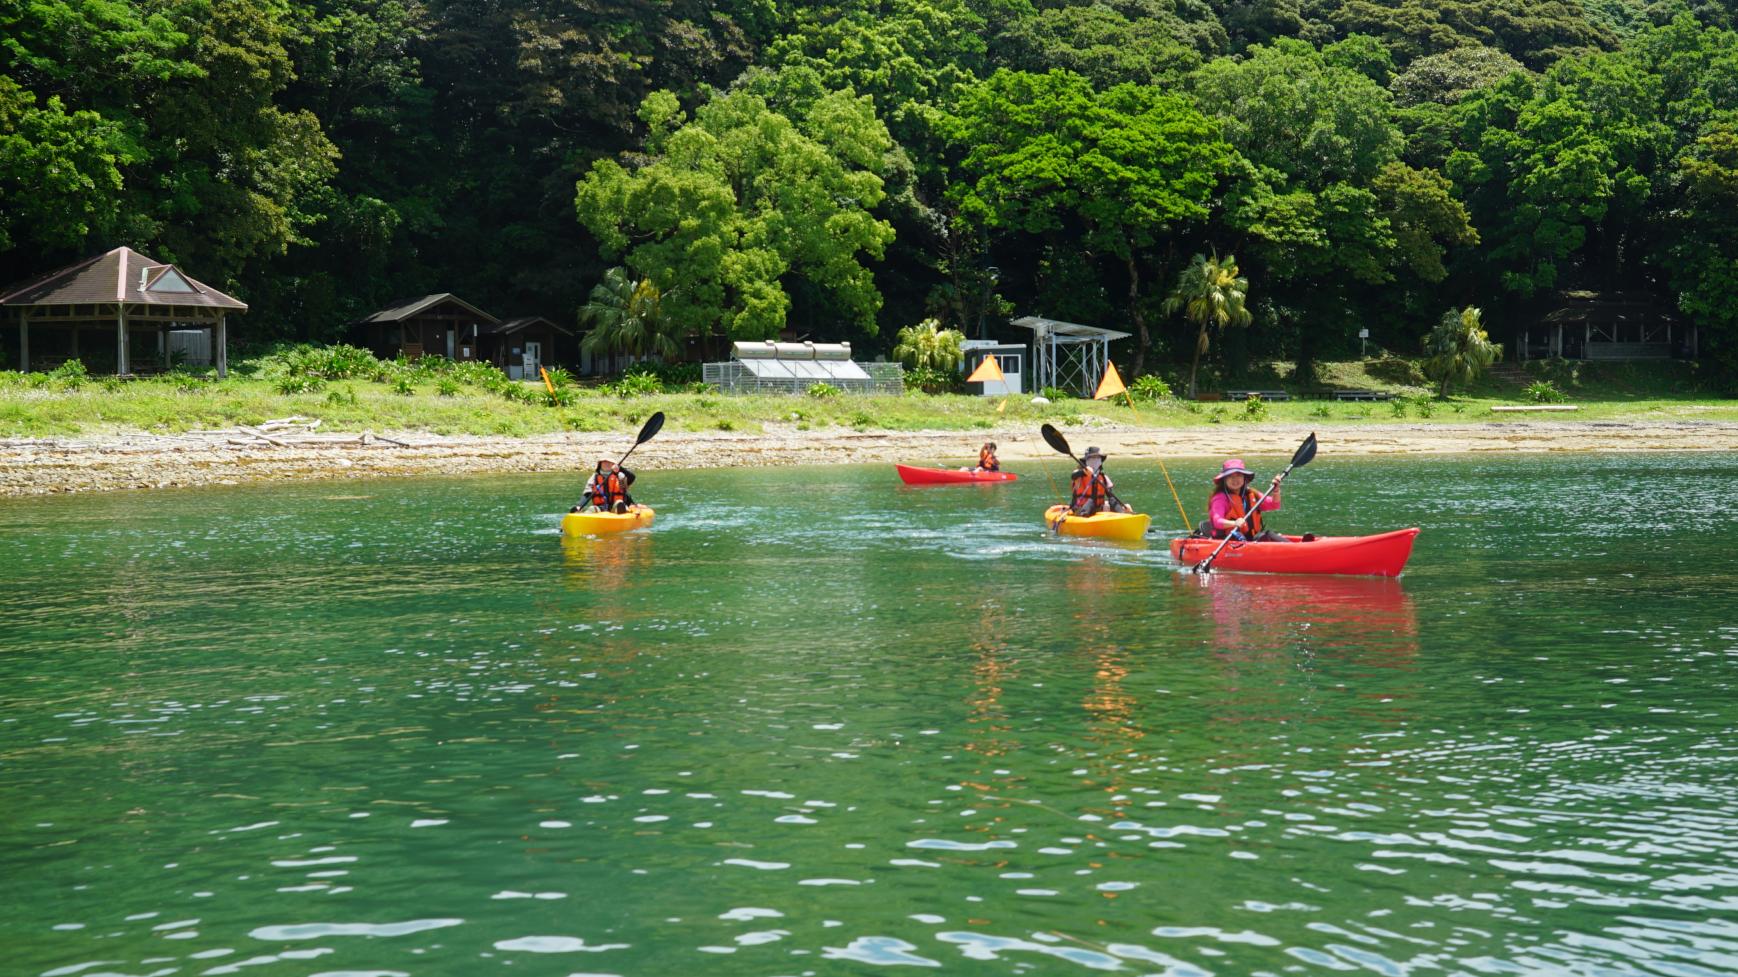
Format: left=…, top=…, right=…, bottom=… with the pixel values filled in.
left=3, top=456, right=1738, bottom=976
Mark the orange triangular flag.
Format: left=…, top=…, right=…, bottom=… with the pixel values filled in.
left=1094, top=361, right=1128, bottom=400
left=966, top=355, right=1005, bottom=384
left=996, top=398, right=1008, bottom=414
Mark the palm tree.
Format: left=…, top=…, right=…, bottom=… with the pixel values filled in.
left=892, top=318, right=965, bottom=372
left=1162, top=253, right=1252, bottom=399
left=578, top=267, right=681, bottom=362
left=1424, top=306, right=1501, bottom=397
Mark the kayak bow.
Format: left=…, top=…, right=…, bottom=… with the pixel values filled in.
left=1044, top=504, right=1151, bottom=542
left=1169, top=528, right=1419, bottom=577
left=895, top=464, right=1019, bottom=485
left=562, top=507, right=656, bottom=537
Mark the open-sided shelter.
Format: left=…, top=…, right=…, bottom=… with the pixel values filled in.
left=1009, top=315, right=1130, bottom=397
left=1, top=246, right=246, bottom=375
left=1523, top=291, right=1694, bottom=361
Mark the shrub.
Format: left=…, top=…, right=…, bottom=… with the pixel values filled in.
left=850, top=410, right=876, bottom=429
left=1366, top=354, right=1428, bottom=387
left=1129, top=374, right=1172, bottom=402
left=1241, top=392, right=1268, bottom=421
left=326, top=385, right=358, bottom=406
left=1524, top=379, right=1565, bottom=403
left=605, top=370, right=664, bottom=397
left=542, top=365, right=575, bottom=389
left=1309, top=403, right=1332, bottom=418
left=905, top=365, right=961, bottom=394
left=48, top=359, right=89, bottom=388
left=715, top=418, right=736, bottom=431
left=807, top=382, right=842, bottom=400
left=1041, top=385, right=1070, bottom=401
left=1207, top=406, right=1226, bottom=423
left=545, top=385, right=577, bottom=407
left=1412, top=394, right=1435, bottom=417
left=390, top=375, right=416, bottom=396
left=450, top=360, right=510, bottom=389
left=437, top=377, right=462, bottom=397
left=1389, top=398, right=1408, bottom=417
left=276, top=375, right=325, bottom=395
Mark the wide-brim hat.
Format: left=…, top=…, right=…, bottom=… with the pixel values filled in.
left=1213, top=458, right=1255, bottom=482
left=597, top=457, right=616, bottom=466
left=1083, top=446, right=1106, bottom=462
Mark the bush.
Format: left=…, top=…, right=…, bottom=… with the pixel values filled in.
left=437, top=377, right=462, bottom=397
left=546, top=385, right=577, bottom=407
left=604, top=370, right=664, bottom=397
left=1389, top=398, right=1408, bottom=417
left=1524, top=379, right=1565, bottom=403
left=48, top=359, right=89, bottom=389
left=450, top=360, right=511, bottom=389
left=1241, top=392, right=1268, bottom=421
left=1411, top=394, right=1435, bottom=417
left=1129, top=374, right=1172, bottom=401
left=542, top=365, right=575, bottom=389
left=390, top=375, right=417, bottom=396
left=278, top=343, right=382, bottom=381
left=807, top=382, right=842, bottom=400
left=326, top=385, right=358, bottom=406
left=1309, top=403, right=1332, bottom=419
left=905, top=365, right=961, bottom=394
left=1041, top=385, right=1070, bottom=401
left=1366, top=354, right=1428, bottom=387
left=276, top=375, right=325, bottom=395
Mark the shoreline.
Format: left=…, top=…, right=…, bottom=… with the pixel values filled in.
left=4, top=419, right=1738, bottom=497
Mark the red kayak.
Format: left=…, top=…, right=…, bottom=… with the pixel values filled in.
left=1169, top=528, right=1420, bottom=577
left=895, top=464, right=1019, bottom=485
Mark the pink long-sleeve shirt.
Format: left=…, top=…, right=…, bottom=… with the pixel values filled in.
left=1208, top=487, right=1279, bottom=531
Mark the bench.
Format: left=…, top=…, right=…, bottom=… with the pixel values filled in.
left=1331, top=389, right=1394, bottom=402
left=1225, top=389, right=1291, bottom=402
left=1490, top=404, right=1581, bottom=412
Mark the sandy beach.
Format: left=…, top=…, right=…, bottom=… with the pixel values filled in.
left=3, top=418, right=1737, bottom=497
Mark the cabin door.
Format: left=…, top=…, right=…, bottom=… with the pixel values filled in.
left=523, top=341, right=542, bottom=379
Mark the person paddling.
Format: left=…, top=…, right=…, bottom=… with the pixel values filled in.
left=1070, top=447, right=1132, bottom=516
left=972, top=442, right=1000, bottom=473
left=1207, top=458, right=1289, bottom=542
left=573, top=457, right=637, bottom=514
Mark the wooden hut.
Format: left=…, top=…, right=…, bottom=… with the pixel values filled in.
left=0, top=246, right=246, bottom=375
left=482, top=317, right=571, bottom=379
left=355, top=294, right=499, bottom=363
left=1522, top=291, right=1694, bottom=361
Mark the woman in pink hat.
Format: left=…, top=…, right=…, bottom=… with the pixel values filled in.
left=1207, top=458, right=1288, bottom=541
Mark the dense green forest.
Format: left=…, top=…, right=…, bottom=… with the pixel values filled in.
left=4, top=0, right=1736, bottom=379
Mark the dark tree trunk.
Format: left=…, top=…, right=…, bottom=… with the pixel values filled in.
left=1127, top=254, right=1148, bottom=378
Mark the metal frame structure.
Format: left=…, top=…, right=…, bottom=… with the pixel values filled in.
left=1008, top=316, right=1132, bottom=397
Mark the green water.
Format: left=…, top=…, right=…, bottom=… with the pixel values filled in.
left=4, top=454, right=1738, bottom=977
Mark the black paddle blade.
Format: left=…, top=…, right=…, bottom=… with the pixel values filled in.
left=1040, top=424, right=1072, bottom=457
left=637, top=411, right=666, bottom=445
left=1291, top=431, right=1318, bottom=468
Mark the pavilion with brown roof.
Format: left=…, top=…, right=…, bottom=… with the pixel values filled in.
left=1, top=246, right=246, bottom=376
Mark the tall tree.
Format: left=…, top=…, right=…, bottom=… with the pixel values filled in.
left=946, top=69, right=1233, bottom=374
left=1163, top=252, right=1253, bottom=397
left=575, top=70, right=896, bottom=340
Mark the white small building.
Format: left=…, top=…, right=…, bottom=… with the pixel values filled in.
left=960, top=339, right=1024, bottom=396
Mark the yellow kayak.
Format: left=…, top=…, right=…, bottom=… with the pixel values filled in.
left=1044, top=504, right=1150, bottom=542
left=561, top=507, right=655, bottom=536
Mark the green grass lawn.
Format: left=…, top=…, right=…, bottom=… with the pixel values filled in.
left=2, top=359, right=1733, bottom=439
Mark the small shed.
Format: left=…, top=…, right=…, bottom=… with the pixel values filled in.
left=961, top=339, right=1024, bottom=396
left=355, top=294, right=499, bottom=362
left=483, top=317, right=572, bottom=379
left=1008, top=315, right=1131, bottom=397
left=1, top=246, right=246, bottom=375
left=1524, top=291, right=1694, bottom=361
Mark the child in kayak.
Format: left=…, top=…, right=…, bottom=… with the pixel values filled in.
left=1070, top=447, right=1132, bottom=516
left=1207, top=458, right=1289, bottom=541
left=573, top=457, right=636, bottom=514
left=972, top=442, right=1000, bottom=473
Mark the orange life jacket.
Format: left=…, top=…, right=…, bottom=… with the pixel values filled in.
left=1216, top=486, right=1263, bottom=538
left=979, top=449, right=998, bottom=471
left=1071, top=468, right=1109, bottom=514
left=590, top=469, right=628, bottom=509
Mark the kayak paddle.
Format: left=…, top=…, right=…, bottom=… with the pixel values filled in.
left=615, top=411, right=665, bottom=468
left=1194, top=431, right=1317, bottom=575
